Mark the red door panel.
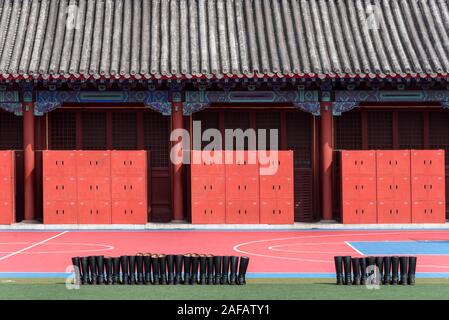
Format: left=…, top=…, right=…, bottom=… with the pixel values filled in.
left=94, top=177, right=111, bottom=200
left=260, top=200, right=294, bottom=224
left=0, top=176, right=13, bottom=200
left=377, top=176, right=394, bottom=201
left=226, top=176, right=258, bottom=200
left=44, top=176, right=77, bottom=201
left=341, top=176, right=359, bottom=201
left=77, top=151, right=111, bottom=177
left=78, top=201, right=111, bottom=224
left=111, top=176, right=129, bottom=200
left=260, top=200, right=278, bottom=224
left=394, top=176, right=411, bottom=201
left=226, top=200, right=259, bottom=224
left=358, top=175, right=376, bottom=201
left=358, top=201, right=377, bottom=224
left=412, top=201, right=446, bottom=224
left=43, top=151, right=77, bottom=176
left=0, top=151, right=13, bottom=177
left=191, top=176, right=210, bottom=199
left=358, top=151, right=376, bottom=175
left=342, top=201, right=376, bottom=224
left=378, top=200, right=411, bottom=224
left=260, top=175, right=278, bottom=200
left=125, top=176, right=146, bottom=200
left=411, top=150, right=445, bottom=176
left=0, top=201, right=13, bottom=224
left=376, top=150, right=410, bottom=176
left=112, top=201, right=147, bottom=224
left=427, top=176, right=445, bottom=201
left=191, top=151, right=225, bottom=176
left=110, top=151, right=128, bottom=176
left=225, top=151, right=259, bottom=176
left=191, top=200, right=226, bottom=224
left=209, top=176, right=225, bottom=200
left=44, top=201, right=77, bottom=224
left=258, top=151, right=293, bottom=176
left=341, top=151, right=359, bottom=175
left=276, top=176, right=294, bottom=199
left=111, top=151, right=147, bottom=176
left=411, top=176, right=429, bottom=201
left=342, top=201, right=360, bottom=224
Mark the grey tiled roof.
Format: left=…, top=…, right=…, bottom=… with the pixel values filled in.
left=0, top=0, right=448, bottom=80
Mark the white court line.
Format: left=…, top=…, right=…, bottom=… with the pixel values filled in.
left=344, top=241, right=365, bottom=256
left=0, top=231, right=68, bottom=262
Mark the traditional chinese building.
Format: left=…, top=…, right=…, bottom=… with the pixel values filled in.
left=0, top=0, right=448, bottom=224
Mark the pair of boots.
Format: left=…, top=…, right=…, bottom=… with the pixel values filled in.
left=73, top=256, right=107, bottom=285
left=334, top=256, right=417, bottom=286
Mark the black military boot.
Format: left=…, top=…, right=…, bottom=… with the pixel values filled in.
left=206, top=255, right=214, bottom=285
left=136, top=254, right=144, bottom=285
left=221, top=256, right=230, bottom=285
left=151, top=254, right=160, bottom=285
left=190, top=254, right=199, bottom=285
left=159, top=255, right=167, bottom=285
left=96, top=256, right=105, bottom=285
left=237, top=257, right=249, bottom=285
left=88, top=256, right=97, bottom=285
left=71, top=257, right=82, bottom=285
left=399, top=256, right=408, bottom=285
left=214, top=256, right=222, bottom=285
left=112, top=257, right=120, bottom=284
left=408, top=256, right=417, bottom=285
left=198, top=255, right=207, bottom=285
left=343, top=256, right=352, bottom=285
left=166, top=255, right=175, bottom=285
left=229, top=256, right=238, bottom=285
left=104, top=257, right=113, bottom=285
left=120, top=256, right=129, bottom=285
left=81, top=257, right=89, bottom=285
left=143, top=254, right=152, bottom=284
left=359, top=257, right=367, bottom=285
left=391, top=256, right=399, bottom=285
left=375, top=257, right=384, bottom=285
left=183, top=254, right=191, bottom=285
left=334, top=256, right=343, bottom=285
left=174, top=255, right=183, bottom=285
left=383, top=256, right=391, bottom=285
left=128, top=255, right=136, bottom=285
left=351, top=258, right=361, bottom=285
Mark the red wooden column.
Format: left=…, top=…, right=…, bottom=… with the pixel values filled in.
left=23, top=91, right=35, bottom=221
left=171, top=94, right=184, bottom=221
left=320, top=102, right=333, bottom=221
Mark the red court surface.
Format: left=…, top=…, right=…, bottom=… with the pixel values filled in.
left=0, top=230, right=448, bottom=277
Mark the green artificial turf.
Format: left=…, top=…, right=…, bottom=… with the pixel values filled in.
left=0, top=278, right=449, bottom=300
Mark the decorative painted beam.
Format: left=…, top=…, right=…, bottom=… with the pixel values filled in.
left=35, top=91, right=171, bottom=116
left=183, top=90, right=320, bottom=115
left=0, top=91, right=22, bottom=115
left=334, top=90, right=449, bottom=116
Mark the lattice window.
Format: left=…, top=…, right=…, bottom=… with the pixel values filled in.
left=286, top=111, right=311, bottom=168
left=82, top=112, right=107, bottom=150
left=256, top=112, right=280, bottom=150
left=112, top=112, right=137, bottom=150
left=368, top=111, right=393, bottom=149
left=430, top=112, right=449, bottom=166
left=224, top=112, right=251, bottom=150
left=143, top=111, right=169, bottom=168
left=335, top=112, right=362, bottom=150
left=398, top=111, right=423, bottom=149
left=0, top=112, right=22, bottom=150
left=50, top=112, right=76, bottom=150
left=193, top=111, right=219, bottom=150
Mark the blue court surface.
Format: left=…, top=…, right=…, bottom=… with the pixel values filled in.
left=349, top=241, right=449, bottom=255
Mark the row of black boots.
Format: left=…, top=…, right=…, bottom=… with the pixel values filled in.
left=334, top=256, right=417, bottom=286
left=71, top=253, right=250, bottom=285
